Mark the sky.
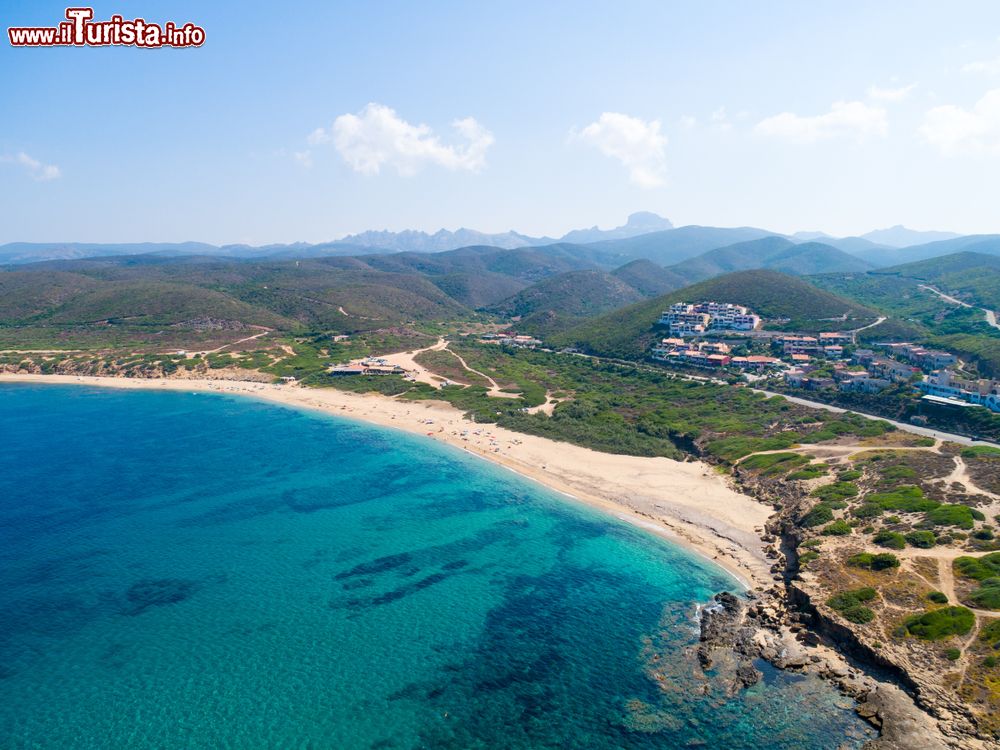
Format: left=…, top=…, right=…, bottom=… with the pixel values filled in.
left=3, top=0, right=1000, bottom=244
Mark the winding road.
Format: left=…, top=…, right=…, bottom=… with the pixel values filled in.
left=919, top=284, right=1000, bottom=332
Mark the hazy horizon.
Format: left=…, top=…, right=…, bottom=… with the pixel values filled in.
left=4, top=1, right=1000, bottom=244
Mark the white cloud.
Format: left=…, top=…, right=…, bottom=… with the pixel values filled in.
left=710, top=106, right=733, bottom=132
left=308, top=103, right=494, bottom=176
left=755, top=101, right=888, bottom=143
left=575, top=112, right=667, bottom=188
left=1, top=151, right=60, bottom=181
left=920, top=88, right=1000, bottom=156
left=678, top=115, right=697, bottom=130
left=962, top=57, right=1000, bottom=75
left=868, top=83, right=916, bottom=101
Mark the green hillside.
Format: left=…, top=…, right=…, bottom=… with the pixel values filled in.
left=874, top=251, right=1000, bottom=309
left=610, top=259, right=686, bottom=296
left=667, top=237, right=873, bottom=285
left=858, top=235, right=1000, bottom=267
left=549, top=269, right=880, bottom=359
left=585, top=225, right=778, bottom=266
left=484, top=269, right=648, bottom=336
left=811, top=254, right=1000, bottom=376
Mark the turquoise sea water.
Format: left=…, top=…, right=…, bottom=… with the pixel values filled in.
left=0, top=384, right=875, bottom=749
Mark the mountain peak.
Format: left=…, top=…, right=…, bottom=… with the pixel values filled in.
left=860, top=225, right=961, bottom=248
left=624, top=211, right=674, bottom=230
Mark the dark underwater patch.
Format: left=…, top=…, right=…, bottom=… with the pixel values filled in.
left=335, top=552, right=414, bottom=580
left=122, top=578, right=198, bottom=616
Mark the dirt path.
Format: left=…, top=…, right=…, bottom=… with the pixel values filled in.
left=440, top=342, right=521, bottom=399
left=188, top=327, right=272, bottom=356
left=943, top=455, right=1000, bottom=500
left=378, top=338, right=448, bottom=388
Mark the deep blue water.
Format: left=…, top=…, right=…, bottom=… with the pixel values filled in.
left=0, top=384, right=875, bottom=749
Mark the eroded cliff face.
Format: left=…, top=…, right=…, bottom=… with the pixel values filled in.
left=725, top=457, right=997, bottom=750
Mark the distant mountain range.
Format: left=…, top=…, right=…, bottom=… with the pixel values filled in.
left=0, top=214, right=978, bottom=273
left=859, top=225, right=962, bottom=248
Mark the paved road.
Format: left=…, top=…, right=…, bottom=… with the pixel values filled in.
left=752, top=388, right=999, bottom=447
left=919, top=284, right=1000, bottom=332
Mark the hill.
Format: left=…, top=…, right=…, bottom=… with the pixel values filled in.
left=860, top=225, right=961, bottom=248
left=0, top=256, right=476, bottom=340
left=610, top=259, right=687, bottom=296
left=859, top=235, right=1000, bottom=267
left=584, top=225, right=780, bottom=266
left=874, top=251, right=1000, bottom=310
left=667, top=237, right=872, bottom=284
left=548, top=270, right=881, bottom=359
left=484, top=269, right=648, bottom=336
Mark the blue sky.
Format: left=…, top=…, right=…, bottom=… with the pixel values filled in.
left=3, top=0, right=1000, bottom=244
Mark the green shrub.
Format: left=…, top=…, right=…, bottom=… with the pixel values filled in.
left=841, top=605, right=875, bottom=623
left=878, top=465, right=918, bottom=485
left=926, top=504, right=976, bottom=529
left=905, top=530, right=937, bottom=548
left=903, top=606, right=975, bottom=640
left=954, top=553, right=1000, bottom=582
left=873, top=530, right=906, bottom=550
left=741, top=452, right=810, bottom=476
left=798, top=550, right=819, bottom=565
left=985, top=656, right=998, bottom=668
left=812, top=481, right=859, bottom=502
left=852, top=504, right=883, bottom=519
left=801, top=504, right=834, bottom=528
left=885, top=515, right=902, bottom=524
left=972, top=509, right=987, bottom=521
left=980, top=619, right=1000, bottom=646
left=787, top=464, right=827, bottom=481
left=872, top=552, right=901, bottom=570
left=927, top=591, right=948, bottom=604
left=962, top=446, right=1000, bottom=459
left=822, top=519, right=852, bottom=536
left=800, top=538, right=823, bottom=549
left=828, top=588, right=877, bottom=608
left=838, top=469, right=862, bottom=481
left=975, top=528, right=996, bottom=540
left=944, top=648, right=961, bottom=661
left=970, top=578, right=1000, bottom=610
left=848, top=552, right=899, bottom=570
left=868, top=486, right=939, bottom=513
left=848, top=553, right=874, bottom=568
left=827, top=588, right=877, bottom=624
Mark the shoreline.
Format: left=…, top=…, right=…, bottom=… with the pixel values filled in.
left=0, top=373, right=773, bottom=589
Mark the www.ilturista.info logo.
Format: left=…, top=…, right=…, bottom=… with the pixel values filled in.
left=8, top=7, right=205, bottom=48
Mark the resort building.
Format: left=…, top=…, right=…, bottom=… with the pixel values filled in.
left=878, top=342, right=957, bottom=370
left=329, top=361, right=406, bottom=376
left=818, top=332, right=851, bottom=345
left=918, top=370, right=1000, bottom=412
left=658, top=302, right=759, bottom=337
left=777, top=336, right=819, bottom=355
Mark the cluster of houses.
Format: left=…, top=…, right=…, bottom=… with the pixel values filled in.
left=329, top=358, right=407, bottom=377
left=918, top=369, right=1000, bottom=412
left=650, top=304, right=993, bottom=411
left=651, top=338, right=780, bottom=371
left=480, top=332, right=542, bottom=348
left=658, top=302, right=760, bottom=337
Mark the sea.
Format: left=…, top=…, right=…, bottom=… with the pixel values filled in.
left=0, top=383, right=876, bottom=749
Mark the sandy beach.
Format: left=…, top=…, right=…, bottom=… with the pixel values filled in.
left=0, top=373, right=774, bottom=589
